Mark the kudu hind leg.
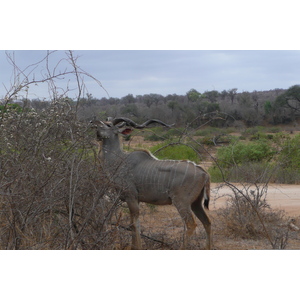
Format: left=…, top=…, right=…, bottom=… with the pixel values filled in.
left=127, top=200, right=142, bottom=250
left=191, top=196, right=212, bottom=250
left=174, top=204, right=197, bottom=249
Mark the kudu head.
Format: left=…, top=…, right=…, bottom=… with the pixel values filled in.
left=90, top=117, right=173, bottom=141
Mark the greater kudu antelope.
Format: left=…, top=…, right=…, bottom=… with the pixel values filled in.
left=91, top=117, right=212, bottom=249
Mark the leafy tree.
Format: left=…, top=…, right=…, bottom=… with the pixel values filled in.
left=228, top=88, right=238, bottom=104
left=120, top=103, right=139, bottom=117
left=237, top=92, right=261, bottom=126
left=275, top=84, right=300, bottom=112
left=143, top=95, right=154, bottom=108
left=186, top=88, right=202, bottom=102
left=264, top=101, right=273, bottom=115
left=196, top=101, right=219, bottom=114
left=149, top=93, right=164, bottom=106
left=252, top=90, right=259, bottom=113
left=238, top=92, right=251, bottom=105
left=141, top=94, right=163, bottom=108
left=220, top=90, right=228, bottom=100
left=121, top=94, right=136, bottom=104
left=167, top=101, right=178, bottom=113
left=204, top=90, right=219, bottom=103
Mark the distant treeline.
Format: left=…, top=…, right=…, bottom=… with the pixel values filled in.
left=3, top=85, right=300, bottom=128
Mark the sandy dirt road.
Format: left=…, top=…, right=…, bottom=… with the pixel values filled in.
left=211, top=183, right=300, bottom=216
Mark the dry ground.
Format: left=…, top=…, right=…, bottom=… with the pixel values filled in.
left=126, top=184, right=300, bottom=250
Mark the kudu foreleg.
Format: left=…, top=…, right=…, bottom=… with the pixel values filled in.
left=127, top=200, right=142, bottom=250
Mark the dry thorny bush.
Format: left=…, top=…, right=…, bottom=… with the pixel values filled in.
left=0, top=51, right=131, bottom=250
left=213, top=182, right=293, bottom=249
left=0, top=102, right=125, bottom=249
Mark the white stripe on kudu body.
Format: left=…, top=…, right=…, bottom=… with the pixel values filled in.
left=91, top=118, right=212, bottom=250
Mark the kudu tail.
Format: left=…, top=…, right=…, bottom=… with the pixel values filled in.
left=203, top=176, right=210, bottom=210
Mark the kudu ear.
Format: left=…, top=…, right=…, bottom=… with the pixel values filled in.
left=119, top=128, right=133, bottom=136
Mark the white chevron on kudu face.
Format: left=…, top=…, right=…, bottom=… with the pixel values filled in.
left=91, top=117, right=212, bottom=250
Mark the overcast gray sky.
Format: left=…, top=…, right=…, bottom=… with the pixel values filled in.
left=1, top=50, right=299, bottom=100
left=1, top=1, right=300, bottom=102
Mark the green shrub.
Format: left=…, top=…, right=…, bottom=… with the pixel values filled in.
left=144, top=127, right=183, bottom=141
left=277, top=134, right=300, bottom=170
left=210, top=134, right=300, bottom=184
left=0, top=103, right=23, bottom=113
left=241, top=126, right=266, bottom=139
left=208, top=165, right=225, bottom=182
left=216, top=140, right=275, bottom=168
left=268, top=127, right=280, bottom=133
left=199, top=136, right=215, bottom=145
left=150, top=142, right=200, bottom=163
left=163, top=128, right=183, bottom=137
left=194, top=127, right=219, bottom=136
left=144, top=134, right=165, bottom=141
left=249, top=132, right=272, bottom=141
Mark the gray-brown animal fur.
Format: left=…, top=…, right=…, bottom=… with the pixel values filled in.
left=91, top=117, right=212, bottom=249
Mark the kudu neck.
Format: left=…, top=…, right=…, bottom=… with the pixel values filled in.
left=100, top=134, right=126, bottom=163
